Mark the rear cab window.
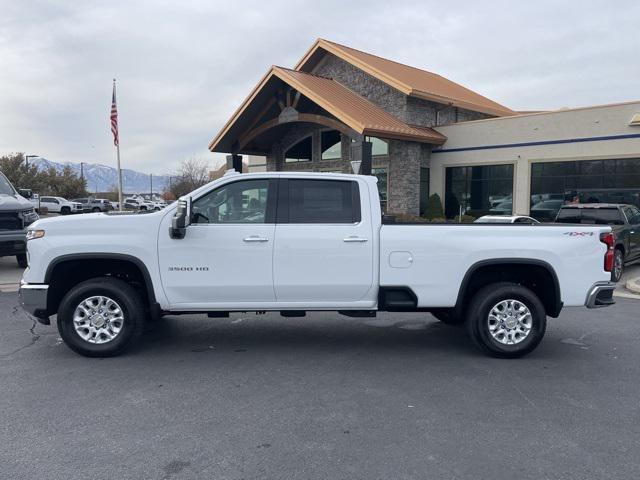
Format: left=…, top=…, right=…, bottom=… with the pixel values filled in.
left=278, top=179, right=361, bottom=224
left=556, top=207, right=624, bottom=225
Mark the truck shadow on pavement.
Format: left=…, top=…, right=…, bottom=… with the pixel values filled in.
left=131, top=312, right=504, bottom=359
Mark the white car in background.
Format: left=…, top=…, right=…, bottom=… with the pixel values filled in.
left=123, top=198, right=149, bottom=211
left=33, top=196, right=83, bottom=215
left=475, top=215, right=540, bottom=224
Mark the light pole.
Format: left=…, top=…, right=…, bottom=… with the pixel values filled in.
left=150, top=173, right=153, bottom=197
left=80, top=162, right=85, bottom=181
left=25, top=154, right=38, bottom=169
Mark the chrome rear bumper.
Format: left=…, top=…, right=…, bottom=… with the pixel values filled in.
left=585, top=282, right=616, bottom=308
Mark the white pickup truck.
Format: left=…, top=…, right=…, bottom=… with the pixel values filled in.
left=19, top=171, right=616, bottom=358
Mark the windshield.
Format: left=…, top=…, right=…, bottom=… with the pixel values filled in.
left=0, top=173, right=16, bottom=195
left=556, top=208, right=624, bottom=225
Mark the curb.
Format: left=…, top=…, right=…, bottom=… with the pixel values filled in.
left=0, top=283, right=19, bottom=293
left=626, top=277, right=640, bottom=294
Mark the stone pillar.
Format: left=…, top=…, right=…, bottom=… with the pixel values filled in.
left=340, top=134, right=351, bottom=173
left=311, top=130, right=322, bottom=163
left=226, top=154, right=242, bottom=173
left=387, top=140, right=421, bottom=215
left=266, top=144, right=284, bottom=171
left=350, top=140, right=372, bottom=175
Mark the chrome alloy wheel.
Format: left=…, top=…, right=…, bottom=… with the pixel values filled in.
left=613, top=251, right=623, bottom=281
left=73, top=296, right=124, bottom=344
left=487, top=299, right=532, bottom=345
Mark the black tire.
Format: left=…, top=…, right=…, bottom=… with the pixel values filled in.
left=92, top=207, right=101, bottom=213
left=611, top=249, right=624, bottom=282
left=57, top=277, right=146, bottom=357
left=60, top=206, right=70, bottom=215
left=465, top=282, right=546, bottom=358
left=431, top=309, right=464, bottom=325
left=16, top=254, right=28, bottom=268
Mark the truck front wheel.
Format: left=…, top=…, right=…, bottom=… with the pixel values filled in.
left=465, top=282, right=546, bottom=358
left=57, top=277, right=145, bottom=357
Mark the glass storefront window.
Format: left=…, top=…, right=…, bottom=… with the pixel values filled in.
left=444, top=164, right=514, bottom=219
left=365, top=137, right=389, bottom=156
left=372, top=167, right=387, bottom=212
left=419, top=167, right=430, bottom=214
left=321, top=133, right=389, bottom=160
left=285, top=136, right=312, bottom=163
left=321, top=131, right=341, bottom=160
left=530, top=158, right=640, bottom=221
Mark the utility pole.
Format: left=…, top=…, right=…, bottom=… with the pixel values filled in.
left=80, top=162, right=85, bottom=181
left=150, top=173, right=153, bottom=197
left=25, top=154, right=38, bottom=169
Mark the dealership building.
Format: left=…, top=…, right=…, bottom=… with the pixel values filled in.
left=209, top=39, right=640, bottom=220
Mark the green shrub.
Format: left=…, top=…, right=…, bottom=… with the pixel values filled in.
left=422, top=193, right=444, bottom=219
left=387, top=213, right=428, bottom=223
left=454, top=214, right=476, bottom=223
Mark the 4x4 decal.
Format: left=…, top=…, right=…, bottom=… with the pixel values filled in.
left=563, top=231, right=594, bottom=236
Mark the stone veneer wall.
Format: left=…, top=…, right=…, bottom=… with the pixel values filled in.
left=263, top=53, right=493, bottom=213
left=387, top=141, right=422, bottom=215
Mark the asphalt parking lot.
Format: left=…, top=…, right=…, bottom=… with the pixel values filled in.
left=1, top=291, right=639, bottom=480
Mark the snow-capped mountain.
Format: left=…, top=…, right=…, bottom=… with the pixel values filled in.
left=31, top=157, right=171, bottom=194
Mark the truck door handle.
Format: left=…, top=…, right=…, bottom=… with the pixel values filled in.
left=243, top=236, right=269, bottom=242
left=343, top=236, right=368, bottom=243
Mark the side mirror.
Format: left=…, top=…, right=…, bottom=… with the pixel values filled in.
left=18, top=188, right=33, bottom=199
left=169, top=197, right=191, bottom=239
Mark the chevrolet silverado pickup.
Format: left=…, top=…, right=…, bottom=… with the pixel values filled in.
left=20, top=171, right=616, bottom=358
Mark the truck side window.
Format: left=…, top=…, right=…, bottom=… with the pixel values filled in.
left=287, top=180, right=360, bottom=224
left=192, top=179, right=270, bottom=224
left=628, top=206, right=640, bottom=224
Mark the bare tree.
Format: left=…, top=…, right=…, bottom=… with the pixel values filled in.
left=164, top=157, right=210, bottom=198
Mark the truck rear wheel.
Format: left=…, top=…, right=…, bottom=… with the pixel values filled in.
left=57, top=277, right=145, bottom=357
left=465, top=282, right=546, bottom=358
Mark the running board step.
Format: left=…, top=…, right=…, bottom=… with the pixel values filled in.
left=339, top=310, right=376, bottom=318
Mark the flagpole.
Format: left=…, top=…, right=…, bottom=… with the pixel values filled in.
left=113, top=78, right=124, bottom=211
left=116, top=138, right=123, bottom=211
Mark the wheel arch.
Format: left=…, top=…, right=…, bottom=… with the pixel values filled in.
left=455, top=259, right=562, bottom=318
left=45, top=253, right=158, bottom=316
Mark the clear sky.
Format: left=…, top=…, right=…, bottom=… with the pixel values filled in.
left=1, top=0, right=638, bottom=175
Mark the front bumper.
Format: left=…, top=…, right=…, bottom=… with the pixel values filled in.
left=19, top=282, right=50, bottom=324
left=0, top=231, right=26, bottom=256
left=585, top=282, right=616, bottom=308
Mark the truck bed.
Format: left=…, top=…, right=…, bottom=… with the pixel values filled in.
left=379, top=223, right=612, bottom=308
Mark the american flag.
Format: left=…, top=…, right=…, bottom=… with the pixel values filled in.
left=110, top=80, right=119, bottom=147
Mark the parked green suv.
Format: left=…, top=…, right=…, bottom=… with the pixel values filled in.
left=555, top=204, right=640, bottom=282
